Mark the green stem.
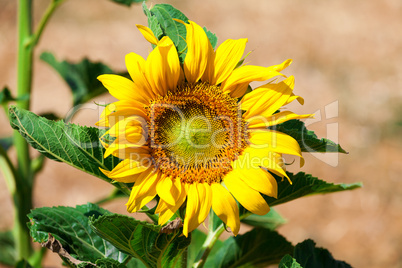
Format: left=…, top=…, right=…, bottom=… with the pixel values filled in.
left=27, top=0, right=65, bottom=47
left=0, top=146, right=17, bottom=200
left=12, top=0, right=65, bottom=261
left=192, top=221, right=226, bottom=268
left=13, top=0, right=34, bottom=260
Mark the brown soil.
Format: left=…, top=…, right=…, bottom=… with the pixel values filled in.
left=1, top=0, right=402, bottom=267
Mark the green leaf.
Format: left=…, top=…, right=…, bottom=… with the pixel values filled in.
left=0, top=87, right=15, bottom=105
left=28, top=203, right=129, bottom=264
left=15, top=259, right=33, bottom=268
left=108, top=0, right=143, bottom=7
left=0, top=231, right=16, bottom=266
left=95, top=258, right=127, bottom=268
left=143, top=4, right=218, bottom=62
left=214, top=228, right=294, bottom=268
left=272, top=119, right=347, bottom=153
left=90, top=214, right=191, bottom=268
left=203, top=27, right=218, bottom=49
left=279, top=254, right=303, bottom=268
left=241, top=208, right=286, bottom=230
left=187, top=229, right=223, bottom=268
left=294, top=240, right=352, bottom=268
left=264, top=172, right=362, bottom=207
left=8, top=106, right=123, bottom=187
left=142, top=3, right=163, bottom=42
left=0, top=136, right=13, bottom=151
left=126, top=258, right=147, bottom=268
left=40, top=52, right=117, bottom=106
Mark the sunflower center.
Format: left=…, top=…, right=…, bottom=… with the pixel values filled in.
left=147, top=82, right=247, bottom=184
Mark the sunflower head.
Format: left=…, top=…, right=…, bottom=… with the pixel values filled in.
left=98, top=20, right=312, bottom=237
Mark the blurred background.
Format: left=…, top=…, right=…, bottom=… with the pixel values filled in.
left=1, top=0, right=402, bottom=267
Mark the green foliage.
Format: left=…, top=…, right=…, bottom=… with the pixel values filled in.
left=0, top=231, right=16, bottom=266
left=40, top=52, right=117, bottom=106
left=95, top=258, right=127, bottom=268
left=293, top=240, right=352, bottom=268
left=0, top=136, right=13, bottom=151
left=187, top=229, right=223, bottom=268
left=264, top=172, right=362, bottom=207
left=0, top=87, right=15, bottom=105
left=273, top=119, right=348, bottom=153
left=241, top=208, right=286, bottom=230
left=90, top=214, right=191, bottom=268
left=213, top=228, right=294, bottom=267
left=28, top=203, right=131, bottom=264
left=108, top=0, right=143, bottom=7
left=279, top=254, right=303, bottom=268
left=15, top=260, right=33, bottom=268
left=143, top=3, right=217, bottom=62
left=8, top=106, right=123, bottom=187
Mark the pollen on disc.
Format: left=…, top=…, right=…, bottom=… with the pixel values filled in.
left=147, top=82, right=248, bottom=184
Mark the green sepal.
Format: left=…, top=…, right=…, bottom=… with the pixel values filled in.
left=213, top=228, right=294, bottom=267
left=293, top=239, right=352, bottom=268
left=90, top=214, right=191, bottom=268
left=28, top=203, right=130, bottom=264
left=272, top=119, right=347, bottom=153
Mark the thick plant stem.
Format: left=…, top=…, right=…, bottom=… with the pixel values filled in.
left=13, top=0, right=34, bottom=260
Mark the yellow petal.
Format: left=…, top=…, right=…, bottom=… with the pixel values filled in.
left=145, top=36, right=181, bottom=96
left=106, top=158, right=150, bottom=179
left=197, top=183, right=212, bottom=223
left=157, top=183, right=187, bottom=225
left=235, top=167, right=278, bottom=198
left=211, top=183, right=240, bottom=235
left=180, top=20, right=213, bottom=84
left=208, top=38, right=248, bottom=85
left=286, top=93, right=304, bottom=105
left=98, top=74, right=149, bottom=104
left=242, top=76, right=295, bottom=117
left=246, top=111, right=313, bottom=129
left=136, top=24, right=158, bottom=45
left=249, top=129, right=302, bottom=158
left=125, top=52, right=156, bottom=98
left=224, top=170, right=270, bottom=215
left=105, top=144, right=150, bottom=161
left=183, top=183, right=201, bottom=237
left=238, top=147, right=289, bottom=180
left=156, top=176, right=181, bottom=206
left=222, top=59, right=292, bottom=98
left=126, top=168, right=160, bottom=212
left=103, top=102, right=148, bottom=130
left=271, top=59, right=292, bottom=72
left=96, top=102, right=116, bottom=127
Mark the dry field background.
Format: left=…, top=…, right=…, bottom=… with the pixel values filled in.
left=1, top=0, right=402, bottom=267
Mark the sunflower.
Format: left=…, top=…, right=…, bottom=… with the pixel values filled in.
left=98, top=20, right=312, bottom=237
